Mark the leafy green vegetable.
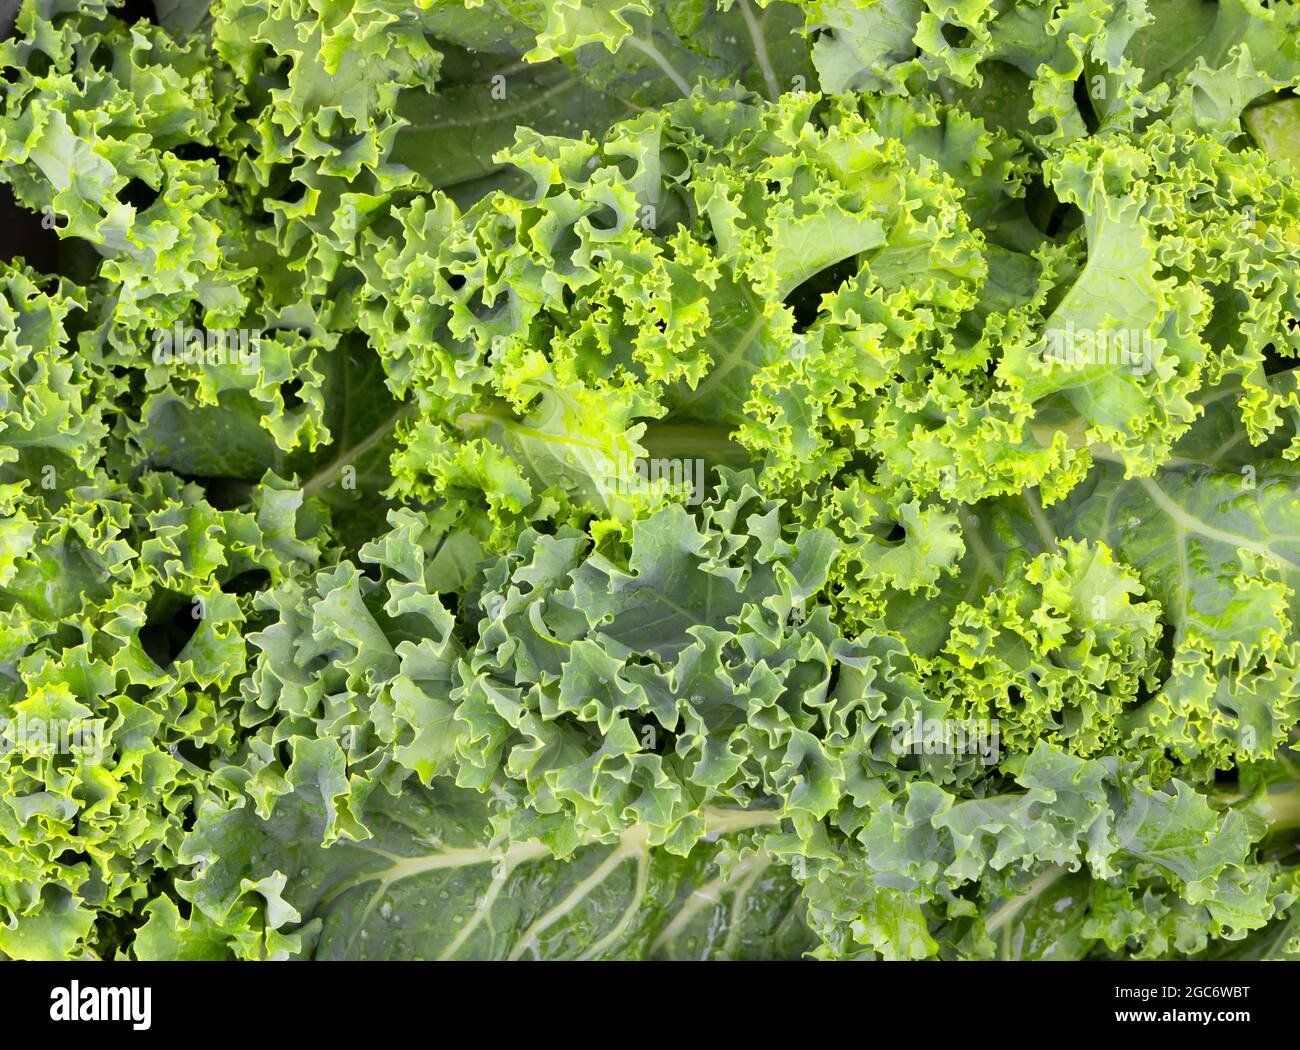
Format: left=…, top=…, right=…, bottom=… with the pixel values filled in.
left=1, top=0, right=1299, bottom=961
